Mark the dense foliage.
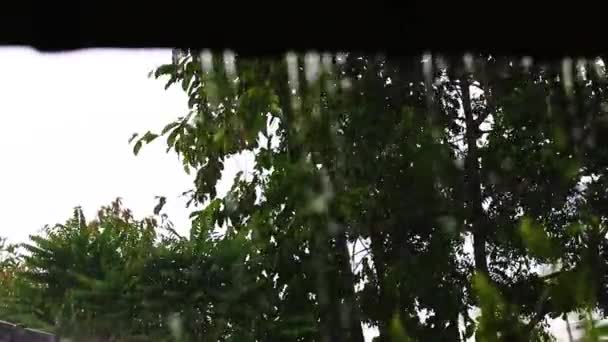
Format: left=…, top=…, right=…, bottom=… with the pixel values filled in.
left=4, top=51, right=608, bottom=341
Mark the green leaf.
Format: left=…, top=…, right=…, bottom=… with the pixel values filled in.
left=188, top=94, right=198, bottom=109
left=182, top=70, right=193, bottom=92
left=389, top=313, right=412, bottom=341
left=141, top=131, right=159, bottom=143
left=166, top=126, right=181, bottom=149
left=519, top=217, right=557, bottom=260
left=128, top=133, right=139, bottom=143
left=161, top=122, right=180, bottom=135
left=154, top=64, right=177, bottom=79
left=188, top=210, right=202, bottom=219
left=165, top=75, right=178, bottom=90
left=133, top=141, right=143, bottom=156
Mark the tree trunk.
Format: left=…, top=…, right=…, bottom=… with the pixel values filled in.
left=461, top=73, right=493, bottom=341
left=311, top=221, right=365, bottom=342
left=461, top=75, right=489, bottom=278
left=370, top=227, right=391, bottom=342
left=312, top=225, right=339, bottom=342
left=335, top=229, right=365, bottom=342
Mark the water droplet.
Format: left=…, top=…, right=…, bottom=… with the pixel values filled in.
left=304, top=52, right=321, bottom=84
left=454, top=157, right=464, bottom=170
left=168, top=312, right=183, bottom=339
left=438, top=216, right=458, bottom=234
left=321, top=53, right=333, bottom=73
left=286, top=52, right=300, bottom=94
left=521, top=56, right=533, bottom=70
left=328, top=222, right=341, bottom=236
left=200, top=50, right=213, bottom=74
left=340, top=78, right=352, bottom=90
left=594, top=57, right=606, bottom=79
left=223, top=50, right=236, bottom=80
left=562, top=57, right=574, bottom=96
left=463, top=53, right=474, bottom=73
left=576, top=58, right=587, bottom=81
left=501, top=157, right=513, bottom=171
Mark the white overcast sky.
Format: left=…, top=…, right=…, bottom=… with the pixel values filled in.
left=0, top=47, right=253, bottom=242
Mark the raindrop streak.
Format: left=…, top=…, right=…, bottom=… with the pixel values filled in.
left=200, top=50, right=213, bottom=74
left=321, top=52, right=336, bottom=96
left=223, top=50, right=237, bottom=81
left=304, top=52, right=321, bottom=84
left=562, top=57, right=574, bottom=97
left=594, top=57, right=606, bottom=79
left=521, top=56, right=533, bottom=71
left=200, top=50, right=220, bottom=110
left=168, top=312, right=183, bottom=340
left=576, top=58, right=587, bottom=82
left=422, top=52, right=434, bottom=121
left=286, top=52, right=301, bottom=112
left=463, top=53, right=474, bottom=73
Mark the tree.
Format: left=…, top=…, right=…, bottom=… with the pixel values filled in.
left=135, top=51, right=471, bottom=341
left=14, top=200, right=159, bottom=340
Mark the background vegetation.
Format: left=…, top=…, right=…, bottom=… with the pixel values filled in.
left=3, top=51, right=608, bottom=341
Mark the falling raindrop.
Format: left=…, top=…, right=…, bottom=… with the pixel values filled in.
left=328, top=221, right=341, bottom=236
left=286, top=52, right=300, bottom=93
left=422, top=52, right=433, bottom=89
left=168, top=312, right=183, bottom=340
left=321, top=53, right=333, bottom=73
left=340, top=78, right=352, bottom=90
left=501, top=157, right=513, bottom=171
left=200, top=50, right=220, bottom=109
left=454, top=156, right=464, bottom=170
left=304, top=52, right=321, bottom=84
left=521, top=56, right=533, bottom=71
left=463, top=53, right=474, bottom=73
left=200, top=50, right=213, bottom=74
left=335, top=52, right=347, bottom=65
left=576, top=58, right=587, bottom=81
left=172, top=48, right=184, bottom=65
left=286, top=52, right=301, bottom=112
left=562, top=57, right=574, bottom=96
left=223, top=50, right=236, bottom=80
left=594, top=57, right=606, bottom=80
left=321, top=52, right=336, bottom=95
